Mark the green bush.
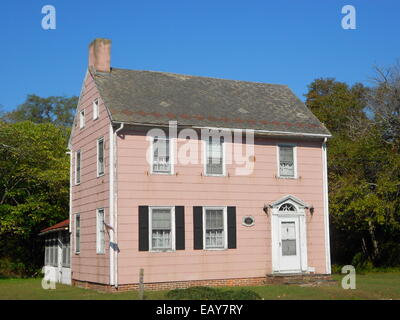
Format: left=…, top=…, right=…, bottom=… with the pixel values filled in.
left=0, top=258, right=42, bottom=278
left=166, top=286, right=261, bottom=300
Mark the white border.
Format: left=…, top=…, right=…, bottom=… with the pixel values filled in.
left=74, top=213, right=80, bottom=254
left=97, top=137, right=105, bottom=177
left=322, top=138, right=332, bottom=274
left=79, top=109, right=85, bottom=129
left=276, top=143, right=297, bottom=179
left=148, top=206, right=176, bottom=252
left=270, top=197, right=308, bottom=273
left=202, top=206, right=228, bottom=250
left=74, top=150, right=81, bottom=185
left=149, top=136, right=175, bottom=175
left=203, top=138, right=226, bottom=177
left=96, top=208, right=105, bottom=254
left=93, top=98, right=99, bottom=120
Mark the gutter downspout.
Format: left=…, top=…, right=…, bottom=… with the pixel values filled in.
left=111, top=123, right=124, bottom=289
left=322, top=137, right=332, bottom=274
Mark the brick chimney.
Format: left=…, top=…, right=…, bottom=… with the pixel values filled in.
left=88, top=38, right=111, bottom=73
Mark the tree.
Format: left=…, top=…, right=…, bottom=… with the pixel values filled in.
left=0, top=121, right=69, bottom=275
left=305, top=77, right=400, bottom=267
left=367, top=62, right=400, bottom=147
left=3, top=94, right=78, bottom=127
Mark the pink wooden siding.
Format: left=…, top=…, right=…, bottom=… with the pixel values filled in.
left=70, top=72, right=111, bottom=284
left=116, top=128, right=327, bottom=285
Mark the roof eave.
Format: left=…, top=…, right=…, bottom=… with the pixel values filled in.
left=111, top=120, right=332, bottom=139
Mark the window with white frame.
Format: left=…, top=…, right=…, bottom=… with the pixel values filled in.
left=97, top=138, right=104, bottom=176
left=75, top=150, right=81, bottom=184
left=96, top=208, right=105, bottom=254
left=204, top=207, right=226, bottom=249
left=205, top=136, right=224, bottom=176
left=279, top=145, right=295, bottom=178
left=75, top=214, right=80, bottom=254
left=79, top=110, right=85, bottom=128
left=150, top=207, right=174, bottom=251
left=93, top=98, right=99, bottom=120
left=152, top=136, right=172, bottom=174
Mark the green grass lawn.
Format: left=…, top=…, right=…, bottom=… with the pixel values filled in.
left=1, top=273, right=399, bottom=300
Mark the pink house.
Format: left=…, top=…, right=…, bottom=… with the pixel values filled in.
left=67, top=38, right=332, bottom=291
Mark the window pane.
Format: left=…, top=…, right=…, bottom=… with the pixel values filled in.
left=76, top=215, right=80, bottom=253
left=206, top=137, right=223, bottom=175
left=151, top=208, right=172, bottom=250
left=80, top=111, right=85, bottom=128
left=93, top=99, right=99, bottom=119
left=76, top=151, right=81, bottom=184
left=97, top=209, right=105, bottom=253
left=279, top=146, right=294, bottom=177
left=98, top=139, right=104, bottom=175
left=153, top=137, right=171, bottom=173
left=205, top=209, right=224, bottom=249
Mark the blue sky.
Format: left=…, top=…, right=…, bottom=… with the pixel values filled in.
left=1, top=0, right=399, bottom=111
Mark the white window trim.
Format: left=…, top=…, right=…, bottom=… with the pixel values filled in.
left=203, top=137, right=226, bottom=177
left=202, top=206, right=228, bottom=250
left=97, top=137, right=105, bottom=177
left=75, top=213, right=80, bottom=254
left=93, top=98, right=99, bottom=120
left=148, top=206, right=175, bottom=252
left=149, top=136, right=175, bottom=175
left=79, top=110, right=85, bottom=129
left=75, top=150, right=81, bottom=185
left=276, top=144, right=298, bottom=179
left=96, top=208, right=105, bottom=254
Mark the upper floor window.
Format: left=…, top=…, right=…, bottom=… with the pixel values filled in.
left=152, top=136, right=172, bottom=174
left=79, top=110, right=85, bottom=128
left=75, top=150, right=81, bottom=185
left=93, top=98, right=99, bottom=120
left=75, top=214, right=81, bottom=254
left=97, top=138, right=104, bottom=177
left=96, top=208, right=105, bottom=254
left=205, top=136, right=225, bottom=176
left=149, top=207, right=175, bottom=251
left=203, top=207, right=227, bottom=250
left=278, top=145, right=296, bottom=178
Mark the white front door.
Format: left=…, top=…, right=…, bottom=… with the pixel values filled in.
left=278, top=217, right=301, bottom=273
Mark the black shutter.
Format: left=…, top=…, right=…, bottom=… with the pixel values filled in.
left=227, top=206, right=237, bottom=249
left=193, top=206, right=203, bottom=250
left=138, top=206, right=149, bottom=251
left=175, top=206, right=185, bottom=250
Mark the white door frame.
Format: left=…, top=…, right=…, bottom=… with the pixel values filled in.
left=270, top=195, right=308, bottom=274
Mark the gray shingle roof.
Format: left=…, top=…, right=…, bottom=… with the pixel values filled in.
left=93, top=68, right=331, bottom=136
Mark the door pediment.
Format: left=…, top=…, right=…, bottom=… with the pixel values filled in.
left=270, top=195, right=310, bottom=210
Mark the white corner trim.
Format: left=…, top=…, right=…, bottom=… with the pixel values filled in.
left=322, top=138, right=332, bottom=274
left=109, top=124, right=115, bottom=286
